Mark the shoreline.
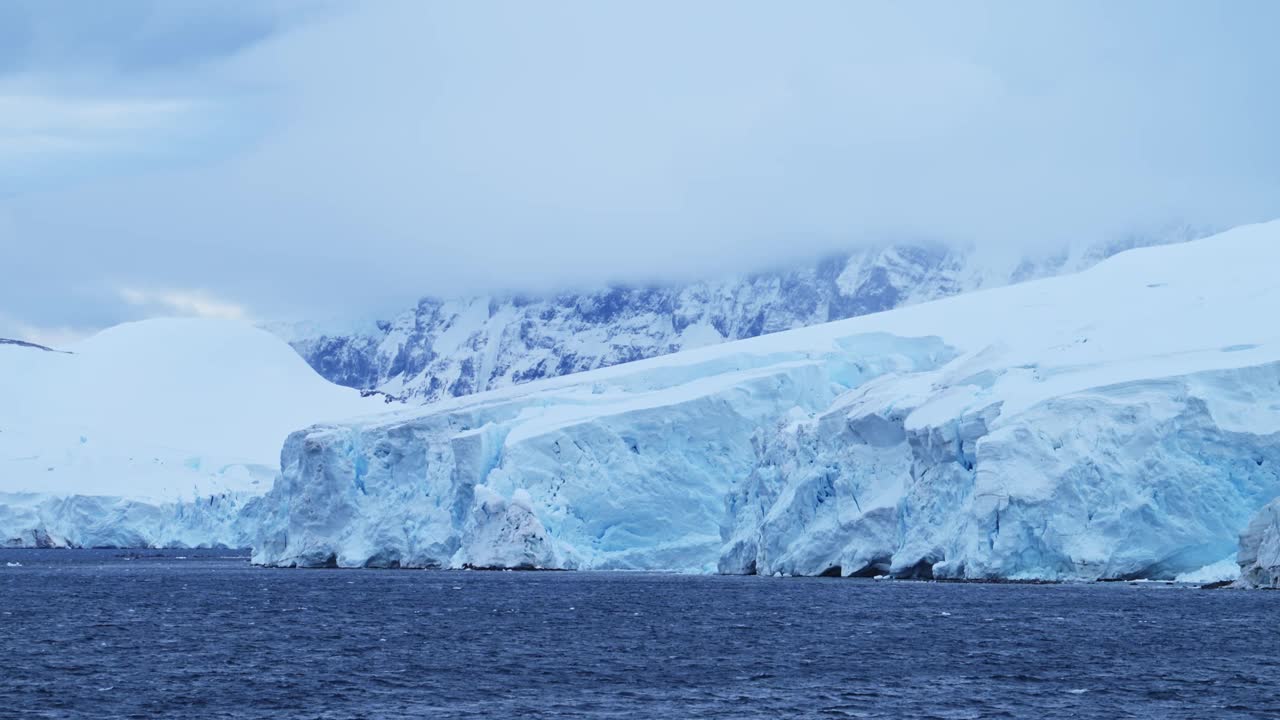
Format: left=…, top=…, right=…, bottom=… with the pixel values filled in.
left=2, top=546, right=1255, bottom=589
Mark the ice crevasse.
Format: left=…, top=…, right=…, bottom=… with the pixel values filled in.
left=251, top=221, right=1280, bottom=580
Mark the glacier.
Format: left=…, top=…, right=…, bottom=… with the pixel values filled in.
left=0, top=319, right=379, bottom=548
left=252, top=221, right=1280, bottom=579
left=0, top=491, right=261, bottom=549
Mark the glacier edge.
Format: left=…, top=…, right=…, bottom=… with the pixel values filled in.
left=250, top=222, right=1280, bottom=579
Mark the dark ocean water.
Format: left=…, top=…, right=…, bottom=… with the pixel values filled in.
left=1, top=549, right=1277, bottom=720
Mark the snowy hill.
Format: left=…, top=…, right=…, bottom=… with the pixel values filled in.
left=0, top=319, right=379, bottom=547
left=281, top=229, right=1205, bottom=404
left=252, top=221, right=1280, bottom=580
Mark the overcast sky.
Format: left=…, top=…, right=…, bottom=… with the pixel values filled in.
left=3, top=1, right=1280, bottom=344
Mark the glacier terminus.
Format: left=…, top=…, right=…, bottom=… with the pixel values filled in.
left=250, top=222, right=1280, bottom=583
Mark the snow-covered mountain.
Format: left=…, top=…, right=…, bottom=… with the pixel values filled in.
left=281, top=229, right=1206, bottom=404
left=0, top=319, right=380, bottom=548
left=251, top=221, right=1280, bottom=580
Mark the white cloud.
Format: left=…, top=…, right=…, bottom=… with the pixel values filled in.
left=0, top=93, right=195, bottom=133
left=118, top=288, right=249, bottom=321
left=0, top=312, right=91, bottom=348
left=3, top=1, right=1280, bottom=333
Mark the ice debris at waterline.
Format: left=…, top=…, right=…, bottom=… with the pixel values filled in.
left=1237, top=498, right=1280, bottom=588
left=250, top=222, right=1280, bottom=577
left=1173, top=557, right=1240, bottom=585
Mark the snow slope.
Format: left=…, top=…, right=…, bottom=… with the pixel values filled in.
left=0, top=319, right=379, bottom=548
left=252, top=221, right=1280, bottom=578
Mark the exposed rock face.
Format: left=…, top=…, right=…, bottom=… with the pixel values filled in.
left=0, top=338, right=66, bottom=353
left=1238, top=499, right=1280, bottom=588
left=284, top=231, right=1204, bottom=404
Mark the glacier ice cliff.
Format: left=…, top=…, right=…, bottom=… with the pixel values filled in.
left=252, top=334, right=949, bottom=569
left=252, top=222, right=1280, bottom=579
left=1237, top=498, right=1280, bottom=588
left=0, top=492, right=261, bottom=549
left=722, top=364, right=1280, bottom=580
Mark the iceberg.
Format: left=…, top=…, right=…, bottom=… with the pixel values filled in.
left=0, top=318, right=379, bottom=548
left=252, top=221, right=1280, bottom=578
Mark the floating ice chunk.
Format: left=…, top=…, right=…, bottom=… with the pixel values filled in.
left=1174, top=557, right=1241, bottom=585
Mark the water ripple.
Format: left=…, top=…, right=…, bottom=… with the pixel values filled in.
left=1, top=549, right=1278, bottom=719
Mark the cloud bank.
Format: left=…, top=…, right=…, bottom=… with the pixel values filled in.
left=3, top=0, right=1280, bottom=340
